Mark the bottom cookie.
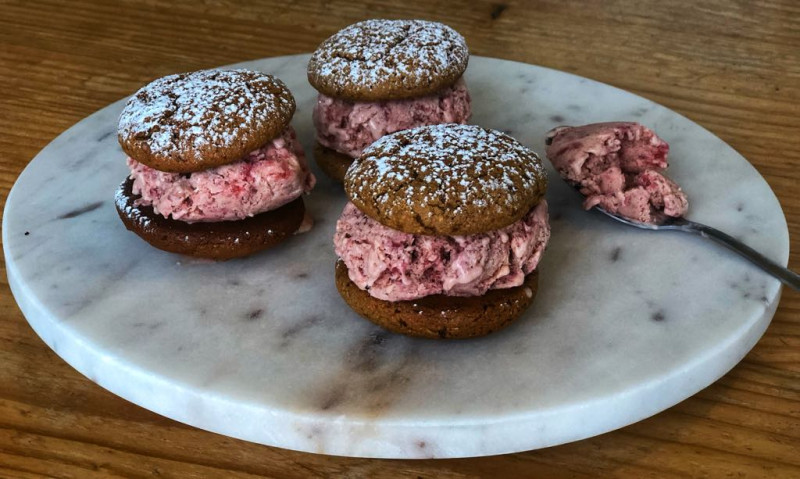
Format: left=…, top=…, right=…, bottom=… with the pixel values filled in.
left=313, top=142, right=354, bottom=183
left=115, top=177, right=305, bottom=260
left=335, top=260, right=540, bottom=339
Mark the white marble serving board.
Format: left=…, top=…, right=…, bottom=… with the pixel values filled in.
left=3, top=55, right=789, bottom=459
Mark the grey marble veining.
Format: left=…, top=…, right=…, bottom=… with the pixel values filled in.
left=3, top=55, right=789, bottom=458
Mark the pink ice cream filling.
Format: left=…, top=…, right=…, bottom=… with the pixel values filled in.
left=313, top=78, right=472, bottom=158
left=545, top=122, right=688, bottom=223
left=128, top=126, right=316, bottom=223
left=334, top=201, right=550, bottom=302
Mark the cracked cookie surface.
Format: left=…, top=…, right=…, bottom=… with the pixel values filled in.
left=344, top=124, right=547, bottom=236
left=118, top=69, right=295, bottom=173
left=307, top=19, right=469, bottom=101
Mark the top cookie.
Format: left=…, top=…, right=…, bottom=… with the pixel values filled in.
left=118, top=69, right=296, bottom=173
left=344, top=124, right=547, bottom=236
left=307, top=19, right=469, bottom=101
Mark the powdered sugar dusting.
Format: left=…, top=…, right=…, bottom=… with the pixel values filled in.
left=118, top=69, right=295, bottom=170
left=345, top=124, right=547, bottom=235
left=308, top=19, right=468, bottom=100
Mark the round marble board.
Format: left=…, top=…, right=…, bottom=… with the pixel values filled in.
left=3, top=55, right=789, bottom=459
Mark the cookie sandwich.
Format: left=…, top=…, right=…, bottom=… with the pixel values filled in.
left=334, top=124, right=550, bottom=339
left=308, top=19, right=472, bottom=182
left=546, top=122, right=687, bottom=223
left=115, top=69, right=316, bottom=260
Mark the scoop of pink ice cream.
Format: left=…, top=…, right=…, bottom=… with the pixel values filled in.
left=313, top=78, right=471, bottom=158
left=129, top=126, right=316, bottom=223
left=545, top=122, right=687, bottom=223
left=334, top=201, right=550, bottom=302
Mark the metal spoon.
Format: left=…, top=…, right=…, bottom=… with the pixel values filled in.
left=586, top=201, right=799, bottom=290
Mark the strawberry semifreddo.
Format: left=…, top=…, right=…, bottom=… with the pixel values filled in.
left=334, top=201, right=550, bottom=302
left=312, top=79, right=471, bottom=158
left=334, top=124, right=548, bottom=338
left=545, top=122, right=688, bottom=223
left=128, top=127, right=315, bottom=223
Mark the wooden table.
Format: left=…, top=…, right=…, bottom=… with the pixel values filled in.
left=1, top=1, right=798, bottom=477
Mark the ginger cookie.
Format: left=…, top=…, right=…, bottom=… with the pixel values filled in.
left=336, top=260, right=539, bottom=339
left=313, top=142, right=354, bottom=183
left=344, top=124, right=547, bottom=236
left=119, top=69, right=296, bottom=173
left=308, top=19, right=469, bottom=102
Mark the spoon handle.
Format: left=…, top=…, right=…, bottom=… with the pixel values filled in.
left=680, top=220, right=799, bottom=290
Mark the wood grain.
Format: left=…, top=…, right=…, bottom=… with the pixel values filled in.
left=1, top=0, right=798, bottom=477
